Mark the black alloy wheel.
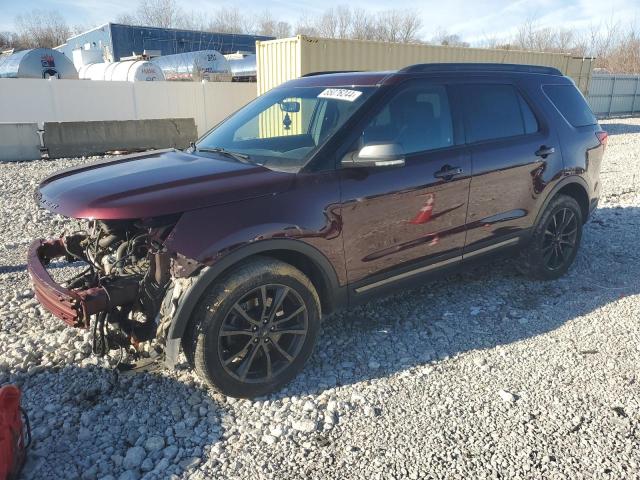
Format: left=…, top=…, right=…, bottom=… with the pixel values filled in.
left=184, top=257, right=320, bottom=398
left=218, top=284, right=309, bottom=383
left=541, top=207, right=579, bottom=271
left=519, top=194, right=583, bottom=280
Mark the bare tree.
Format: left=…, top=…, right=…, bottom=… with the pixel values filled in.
left=115, top=13, right=139, bottom=26
left=14, top=10, right=71, bottom=48
left=432, top=29, right=470, bottom=47
left=295, top=7, right=422, bottom=43
left=512, top=17, right=587, bottom=55
left=295, top=12, right=319, bottom=37
left=350, top=8, right=377, bottom=41
left=0, top=31, right=17, bottom=50
left=334, top=6, right=353, bottom=39
left=207, top=7, right=255, bottom=34
left=255, top=11, right=291, bottom=38
left=315, top=9, right=339, bottom=38
left=308, top=7, right=353, bottom=39
left=134, top=0, right=186, bottom=28
left=605, top=25, right=640, bottom=73
left=453, top=15, right=640, bottom=71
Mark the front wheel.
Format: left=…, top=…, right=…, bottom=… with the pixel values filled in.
left=519, top=194, right=583, bottom=280
left=183, top=257, right=321, bottom=398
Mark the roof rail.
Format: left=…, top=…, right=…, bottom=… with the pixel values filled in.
left=398, top=63, right=563, bottom=76
left=302, top=70, right=359, bottom=77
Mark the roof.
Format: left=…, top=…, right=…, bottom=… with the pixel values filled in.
left=283, top=63, right=566, bottom=88
left=60, top=23, right=274, bottom=45
left=398, top=63, right=563, bottom=76
left=281, top=71, right=394, bottom=88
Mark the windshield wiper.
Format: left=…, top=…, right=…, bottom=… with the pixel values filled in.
left=195, top=146, right=254, bottom=164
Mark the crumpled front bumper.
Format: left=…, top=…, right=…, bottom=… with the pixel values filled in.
left=27, top=238, right=137, bottom=328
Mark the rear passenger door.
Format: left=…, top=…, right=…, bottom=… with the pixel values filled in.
left=458, top=82, right=561, bottom=254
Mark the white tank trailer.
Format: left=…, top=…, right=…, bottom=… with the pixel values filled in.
left=0, top=48, right=78, bottom=79
left=225, top=53, right=256, bottom=81
left=152, top=50, right=231, bottom=81
left=72, top=45, right=104, bottom=71
left=79, top=60, right=165, bottom=82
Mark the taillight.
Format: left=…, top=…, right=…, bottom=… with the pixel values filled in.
left=596, top=131, right=608, bottom=149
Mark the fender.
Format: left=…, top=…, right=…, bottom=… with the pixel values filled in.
left=532, top=174, right=590, bottom=228
left=164, top=238, right=346, bottom=367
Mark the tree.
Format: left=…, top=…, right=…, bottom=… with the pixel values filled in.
left=432, top=30, right=470, bottom=47
left=306, top=7, right=354, bottom=39
left=375, top=10, right=423, bottom=43
left=295, top=7, right=422, bottom=43
left=350, top=8, right=377, bottom=41
left=255, top=11, right=291, bottom=38
left=115, top=13, right=139, bottom=26
left=207, top=7, right=255, bottom=34
left=14, top=10, right=71, bottom=49
left=134, top=0, right=186, bottom=29
left=503, top=16, right=640, bottom=73
left=0, top=31, right=17, bottom=50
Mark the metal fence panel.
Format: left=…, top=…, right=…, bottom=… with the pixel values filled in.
left=587, top=74, right=640, bottom=118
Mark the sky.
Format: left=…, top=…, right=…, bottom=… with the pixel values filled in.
left=1, top=0, right=638, bottom=44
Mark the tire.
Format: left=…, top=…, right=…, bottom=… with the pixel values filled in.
left=519, top=194, right=583, bottom=280
left=183, top=257, right=321, bottom=398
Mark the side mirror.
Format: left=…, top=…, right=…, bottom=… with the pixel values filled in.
left=341, top=143, right=405, bottom=168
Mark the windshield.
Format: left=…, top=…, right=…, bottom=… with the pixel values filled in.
left=196, top=85, right=375, bottom=172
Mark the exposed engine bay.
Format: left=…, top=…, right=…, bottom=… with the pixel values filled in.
left=31, top=218, right=181, bottom=368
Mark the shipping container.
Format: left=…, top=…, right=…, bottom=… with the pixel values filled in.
left=56, top=23, right=273, bottom=62
left=256, top=36, right=594, bottom=95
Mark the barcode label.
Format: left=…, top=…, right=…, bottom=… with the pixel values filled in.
left=318, top=88, right=363, bottom=102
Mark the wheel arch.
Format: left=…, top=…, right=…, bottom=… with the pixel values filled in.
left=164, top=239, right=346, bottom=368
left=535, top=176, right=591, bottom=226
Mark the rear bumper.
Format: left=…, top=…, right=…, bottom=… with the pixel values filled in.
left=27, top=238, right=135, bottom=328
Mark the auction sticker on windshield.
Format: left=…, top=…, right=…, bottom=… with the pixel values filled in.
left=318, top=88, right=363, bottom=102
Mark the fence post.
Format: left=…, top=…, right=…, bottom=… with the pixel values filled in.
left=632, top=77, right=639, bottom=116
left=607, top=76, right=617, bottom=118
left=201, top=81, right=208, bottom=137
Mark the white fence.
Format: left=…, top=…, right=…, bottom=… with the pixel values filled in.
left=587, top=74, right=640, bottom=118
left=0, top=78, right=257, bottom=136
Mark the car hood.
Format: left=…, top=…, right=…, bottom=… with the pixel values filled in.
left=36, top=149, right=294, bottom=220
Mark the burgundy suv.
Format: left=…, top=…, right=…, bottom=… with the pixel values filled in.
left=28, top=64, right=606, bottom=397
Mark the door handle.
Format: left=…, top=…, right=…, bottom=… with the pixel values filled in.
left=535, top=145, right=555, bottom=158
left=434, top=166, right=463, bottom=180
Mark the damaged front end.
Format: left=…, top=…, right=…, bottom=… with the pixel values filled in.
left=27, top=217, right=187, bottom=366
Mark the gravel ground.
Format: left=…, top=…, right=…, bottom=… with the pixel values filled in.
left=1, top=118, right=639, bottom=480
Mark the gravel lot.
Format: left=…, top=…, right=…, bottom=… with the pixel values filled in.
left=1, top=118, right=639, bottom=480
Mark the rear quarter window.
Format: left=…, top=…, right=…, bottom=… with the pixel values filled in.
left=462, top=84, right=538, bottom=143
left=543, top=84, right=596, bottom=127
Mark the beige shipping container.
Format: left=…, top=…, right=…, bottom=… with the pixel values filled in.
left=256, top=36, right=594, bottom=95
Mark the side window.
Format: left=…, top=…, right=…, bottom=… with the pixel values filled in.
left=362, top=84, right=454, bottom=155
left=463, top=84, right=537, bottom=143
left=543, top=84, right=596, bottom=127
left=518, top=94, right=539, bottom=134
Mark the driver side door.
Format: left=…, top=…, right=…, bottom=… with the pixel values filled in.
left=339, top=81, right=471, bottom=294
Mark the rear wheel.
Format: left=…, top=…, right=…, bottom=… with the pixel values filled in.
left=519, top=194, right=583, bottom=280
left=184, top=257, right=320, bottom=398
